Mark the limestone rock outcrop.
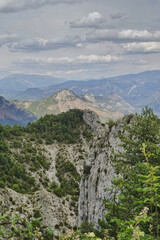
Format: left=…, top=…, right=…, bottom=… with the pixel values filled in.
left=0, top=110, right=125, bottom=231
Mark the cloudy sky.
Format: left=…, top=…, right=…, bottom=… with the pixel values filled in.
left=0, top=0, right=160, bottom=80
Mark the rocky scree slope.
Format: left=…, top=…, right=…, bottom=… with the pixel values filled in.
left=0, top=109, right=126, bottom=233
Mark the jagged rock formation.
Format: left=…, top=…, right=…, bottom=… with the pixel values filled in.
left=0, top=96, right=37, bottom=126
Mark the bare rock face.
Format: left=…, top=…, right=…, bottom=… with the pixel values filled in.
left=78, top=114, right=123, bottom=227
left=83, top=110, right=105, bottom=136
left=0, top=188, right=76, bottom=230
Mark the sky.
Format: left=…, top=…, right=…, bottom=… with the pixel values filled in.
left=0, top=0, right=160, bottom=80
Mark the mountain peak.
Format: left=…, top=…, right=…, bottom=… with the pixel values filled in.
left=53, top=89, right=77, bottom=101
left=83, top=93, right=96, bottom=103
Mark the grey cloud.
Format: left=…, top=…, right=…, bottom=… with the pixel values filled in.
left=0, top=33, right=19, bottom=47
left=134, top=59, right=149, bottom=65
left=87, top=29, right=160, bottom=43
left=122, top=42, right=160, bottom=53
left=70, top=12, right=105, bottom=28
left=9, top=36, right=82, bottom=52
left=110, top=12, right=127, bottom=20
left=0, top=0, right=80, bottom=13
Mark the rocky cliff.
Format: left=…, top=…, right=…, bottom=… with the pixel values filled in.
left=0, top=110, right=125, bottom=233
left=78, top=111, right=123, bottom=226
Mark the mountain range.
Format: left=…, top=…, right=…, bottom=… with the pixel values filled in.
left=6, top=69, right=160, bottom=116
left=1, top=69, right=160, bottom=125
left=0, top=74, right=65, bottom=99
left=13, top=89, right=134, bottom=122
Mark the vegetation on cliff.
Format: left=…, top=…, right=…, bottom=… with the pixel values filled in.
left=0, top=109, right=91, bottom=194
left=1, top=107, right=160, bottom=239
left=60, top=107, right=160, bottom=239
left=96, top=107, right=160, bottom=239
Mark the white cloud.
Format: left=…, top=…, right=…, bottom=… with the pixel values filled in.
left=70, top=12, right=104, bottom=28
left=87, top=29, right=160, bottom=43
left=65, top=69, right=86, bottom=74
left=24, top=54, right=120, bottom=65
left=76, top=54, right=119, bottom=63
left=9, top=36, right=82, bottom=52
left=122, top=42, right=160, bottom=53
left=0, top=0, right=79, bottom=13
left=0, top=33, right=19, bottom=47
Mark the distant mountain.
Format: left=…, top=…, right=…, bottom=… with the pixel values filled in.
left=13, top=69, right=160, bottom=115
left=95, top=93, right=135, bottom=115
left=0, top=74, right=65, bottom=99
left=13, top=89, right=134, bottom=122
left=0, top=96, right=37, bottom=126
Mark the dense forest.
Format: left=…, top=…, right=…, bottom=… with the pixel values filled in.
left=1, top=108, right=160, bottom=239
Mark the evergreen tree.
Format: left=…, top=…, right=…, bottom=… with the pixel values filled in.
left=116, top=107, right=160, bottom=175
left=98, top=108, right=160, bottom=239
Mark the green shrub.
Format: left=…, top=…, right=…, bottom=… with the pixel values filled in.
left=0, top=181, right=5, bottom=188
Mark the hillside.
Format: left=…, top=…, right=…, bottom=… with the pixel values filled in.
left=12, top=69, right=160, bottom=115
left=0, top=108, right=160, bottom=239
left=0, top=96, right=37, bottom=126
left=13, top=89, right=134, bottom=122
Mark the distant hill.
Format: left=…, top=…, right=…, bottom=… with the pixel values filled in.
left=13, top=89, right=134, bottom=122
left=13, top=69, right=160, bottom=115
left=95, top=93, right=135, bottom=115
left=0, top=74, right=65, bottom=99
left=0, top=96, right=37, bottom=126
